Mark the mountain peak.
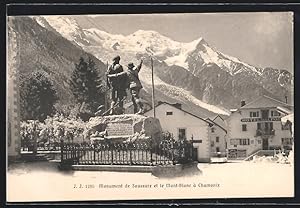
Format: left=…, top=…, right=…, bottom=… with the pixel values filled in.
left=130, top=30, right=173, bottom=42
left=133, top=29, right=161, bottom=35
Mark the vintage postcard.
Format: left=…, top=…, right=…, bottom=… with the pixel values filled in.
left=7, top=12, right=294, bottom=202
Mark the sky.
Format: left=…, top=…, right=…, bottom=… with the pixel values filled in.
left=73, top=12, right=293, bottom=72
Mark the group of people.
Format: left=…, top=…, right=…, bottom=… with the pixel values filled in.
left=106, top=55, right=144, bottom=115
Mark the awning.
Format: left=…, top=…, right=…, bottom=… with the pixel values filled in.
left=277, top=106, right=292, bottom=115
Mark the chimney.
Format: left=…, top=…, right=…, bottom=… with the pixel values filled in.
left=173, top=103, right=182, bottom=109
left=241, top=100, right=246, bottom=107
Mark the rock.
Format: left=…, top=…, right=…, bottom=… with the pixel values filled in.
left=84, top=114, right=162, bottom=142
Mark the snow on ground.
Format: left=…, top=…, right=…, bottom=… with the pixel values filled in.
left=7, top=160, right=293, bottom=202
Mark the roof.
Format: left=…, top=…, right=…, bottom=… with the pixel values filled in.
left=276, top=106, right=293, bottom=115
left=144, top=101, right=212, bottom=125
left=212, top=114, right=228, bottom=122
left=205, top=118, right=227, bottom=134
left=240, top=95, right=293, bottom=109
left=213, top=115, right=228, bottom=132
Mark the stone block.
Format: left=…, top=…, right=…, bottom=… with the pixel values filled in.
left=84, top=114, right=162, bottom=141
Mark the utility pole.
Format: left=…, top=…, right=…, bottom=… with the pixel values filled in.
left=151, top=57, right=156, bottom=118
left=33, top=120, right=37, bottom=155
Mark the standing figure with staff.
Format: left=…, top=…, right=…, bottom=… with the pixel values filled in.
left=106, top=55, right=127, bottom=115
left=107, top=58, right=144, bottom=114
left=127, top=59, right=144, bottom=114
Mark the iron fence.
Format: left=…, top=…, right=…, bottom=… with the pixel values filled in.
left=60, top=139, right=194, bottom=166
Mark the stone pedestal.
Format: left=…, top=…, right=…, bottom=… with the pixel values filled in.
left=85, top=114, right=162, bottom=142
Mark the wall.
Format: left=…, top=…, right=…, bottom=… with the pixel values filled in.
left=145, top=104, right=211, bottom=162
left=210, top=116, right=227, bottom=157
left=227, top=108, right=293, bottom=157
left=209, top=125, right=227, bottom=157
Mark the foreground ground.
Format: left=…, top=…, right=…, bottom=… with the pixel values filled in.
left=7, top=160, right=294, bottom=201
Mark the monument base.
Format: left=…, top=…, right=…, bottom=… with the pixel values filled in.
left=85, top=114, right=162, bottom=142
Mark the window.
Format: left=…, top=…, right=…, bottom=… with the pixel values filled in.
left=166, top=111, right=173, bottom=115
left=271, top=110, right=281, bottom=117
left=250, top=111, right=259, bottom=117
left=230, top=138, right=250, bottom=146
left=257, top=123, right=262, bottom=130
left=216, top=147, right=220, bottom=152
left=282, top=138, right=293, bottom=145
left=216, top=137, right=219, bottom=143
left=261, top=110, right=269, bottom=119
left=211, top=127, right=215, bottom=133
left=264, top=122, right=273, bottom=130
left=211, top=141, right=214, bottom=147
left=240, top=139, right=250, bottom=145
left=230, top=139, right=239, bottom=145
left=178, top=128, right=186, bottom=140
left=242, top=124, right=247, bottom=131
left=258, top=140, right=262, bottom=144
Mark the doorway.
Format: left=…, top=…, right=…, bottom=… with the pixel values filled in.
left=262, top=138, right=269, bottom=150
left=261, top=110, right=269, bottom=119
left=178, top=128, right=187, bottom=140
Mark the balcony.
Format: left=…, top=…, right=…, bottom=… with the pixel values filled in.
left=256, top=129, right=275, bottom=137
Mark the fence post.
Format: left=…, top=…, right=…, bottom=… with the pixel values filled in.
left=129, top=142, right=132, bottom=165
left=191, top=136, right=194, bottom=161
left=150, top=138, right=153, bottom=165
left=172, top=141, right=175, bottom=165
left=111, top=143, right=114, bottom=165
left=60, top=139, right=64, bottom=163
left=94, top=145, right=96, bottom=163
left=71, top=143, right=74, bottom=164
left=33, top=121, right=38, bottom=155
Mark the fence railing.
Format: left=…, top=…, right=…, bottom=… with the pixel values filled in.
left=60, top=139, right=194, bottom=166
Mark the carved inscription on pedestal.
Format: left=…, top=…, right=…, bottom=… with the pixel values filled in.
left=106, top=121, right=134, bottom=137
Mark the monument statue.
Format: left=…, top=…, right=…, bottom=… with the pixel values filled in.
left=106, top=55, right=127, bottom=115
left=126, top=60, right=144, bottom=114
left=107, top=59, right=144, bottom=114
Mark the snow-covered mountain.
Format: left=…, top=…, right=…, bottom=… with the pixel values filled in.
left=32, top=16, right=293, bottom=114
left=34, top=16, right=262, bottom=74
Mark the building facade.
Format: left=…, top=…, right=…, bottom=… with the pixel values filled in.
left=227, top=96, right=293, bottom=159
left=145, top=102, right=227, bottom=162
left=207, top=116, right=228, bottom=157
